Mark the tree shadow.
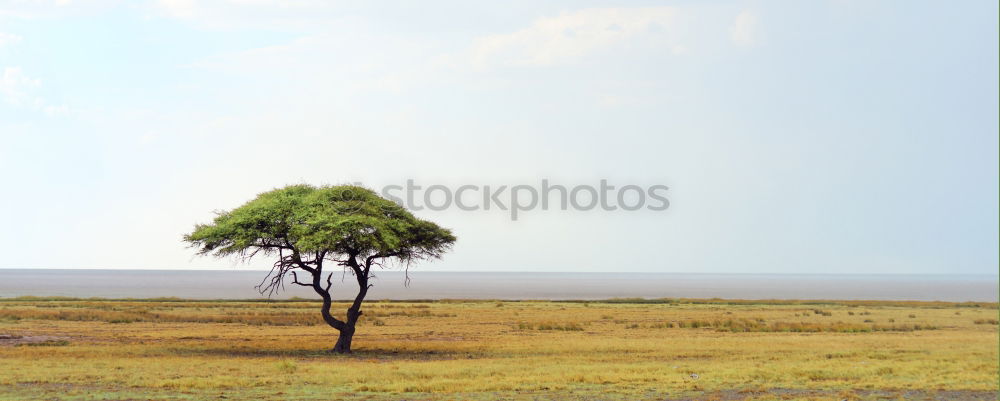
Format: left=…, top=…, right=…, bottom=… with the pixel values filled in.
left=163, top=346, right=482, bottom=361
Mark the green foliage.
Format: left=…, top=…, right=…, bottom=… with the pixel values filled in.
left=183, top=184, right=456, bottom=262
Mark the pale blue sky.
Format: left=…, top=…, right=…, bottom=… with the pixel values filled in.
left=0, top=0, right=997, bottom=274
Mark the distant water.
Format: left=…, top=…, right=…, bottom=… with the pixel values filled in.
left=0, top=270, right=995, bottom=302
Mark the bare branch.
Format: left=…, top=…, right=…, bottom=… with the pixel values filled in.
left=254, top=248, right=322, bottom=297
left=290, top=271, right=313, bottom=287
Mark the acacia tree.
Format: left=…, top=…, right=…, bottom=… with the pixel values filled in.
left=184, top=184, right=456, bottom=353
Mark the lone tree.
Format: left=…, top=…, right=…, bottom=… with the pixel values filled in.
left=184, top=184, right=456, bottom=353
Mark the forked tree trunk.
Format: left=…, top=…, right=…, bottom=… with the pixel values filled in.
left=332, top=304, right=364, bottom=353
left=308, top=255, right=369, bottom=354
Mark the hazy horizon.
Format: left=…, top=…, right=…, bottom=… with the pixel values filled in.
left=1, top=267, right=997, bottom=277
left=2, top=269, right=996, bottom=302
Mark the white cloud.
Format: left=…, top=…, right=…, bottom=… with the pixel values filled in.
left=44, top=104, right=70, bottom=117
left=0, top=33, right=22, bottom=47
left=154, top=0, right=342, bottom=30
left=730, top=11, right=759, bottom=46
left=157, top=0, right=199, bottom=20
left=471, top=7, right=680, bottom=68
left=1, top=67, right=70, bottom=116
left=1, top=67, right=41, bottom=105
left=139, top=130, right=159, bottom=144
left=0, top=1, right=121, bottom=20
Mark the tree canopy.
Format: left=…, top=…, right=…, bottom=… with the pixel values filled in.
left=185, top=184, right=455, bottom=264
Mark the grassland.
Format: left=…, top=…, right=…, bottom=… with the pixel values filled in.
left=0, top=297, right=996, bottom=400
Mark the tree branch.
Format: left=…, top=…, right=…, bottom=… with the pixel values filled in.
left=290, top=271, right=312, bottom=287
left=290, top=251, right=317, bottom=274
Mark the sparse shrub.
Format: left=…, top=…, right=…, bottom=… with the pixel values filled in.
left=519, top=322, right=584, bottom=331
left=973, top=319, right=999, bottom=325
left=837, top=389, right=861, bottom=401
left=275, top=360, right=297, bottom=374
left=0, top=307, right=323, bottom=326
left=25, top=340, right=69, bottom=347
left=665, top=318, right=936, bottom=333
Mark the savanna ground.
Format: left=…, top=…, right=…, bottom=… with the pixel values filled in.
left=0, top=297, right=996, bottom=401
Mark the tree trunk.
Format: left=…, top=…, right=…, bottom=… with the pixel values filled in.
left=332, top=260, right=368, bottom=353
left=332, top=325, right=355, bottom=353
left=332, top=305, right=362, bottom=353
left=314, top=255, right=369, bottom=354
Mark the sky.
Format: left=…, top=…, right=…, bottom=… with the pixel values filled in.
left=0, top=0, right=997, bottom=275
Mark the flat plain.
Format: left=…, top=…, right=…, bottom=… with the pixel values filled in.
left=0, top=297, right=996, bottom=400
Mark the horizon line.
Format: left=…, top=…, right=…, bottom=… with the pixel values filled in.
left=0, top=267, right=996, bottom=277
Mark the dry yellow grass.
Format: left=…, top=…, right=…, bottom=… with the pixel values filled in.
left=0, top=298, right=996, bottom=400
